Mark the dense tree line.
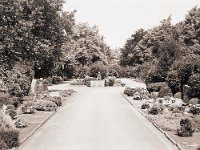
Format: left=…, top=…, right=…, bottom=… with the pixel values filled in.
left=120, top=7, right=200, bottom=100
left=0, top=0, right=111, bottom=78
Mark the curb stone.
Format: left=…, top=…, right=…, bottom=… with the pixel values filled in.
left=121, top=93, right=186, bottom=150
left=16, top=111, right=56, bottom=148
left=16, top=93, right=75, bottom=149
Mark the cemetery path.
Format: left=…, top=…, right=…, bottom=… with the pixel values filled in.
left=17, top=86, right=177, bottom=150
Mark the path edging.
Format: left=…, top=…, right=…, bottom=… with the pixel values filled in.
left=18, top=111, right=56, bottom=145
left=121, top=93, right=186, bottom=150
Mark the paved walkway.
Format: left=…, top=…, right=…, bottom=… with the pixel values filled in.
left=17, top=86, right=177, bottom=150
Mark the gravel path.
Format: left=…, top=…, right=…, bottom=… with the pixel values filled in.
left=17, top=85, right=177, bottom=150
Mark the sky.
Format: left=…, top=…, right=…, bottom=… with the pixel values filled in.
left=63, top=0, right=200, bottom=49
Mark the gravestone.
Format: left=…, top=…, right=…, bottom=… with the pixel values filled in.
left=29, top=79, right=37, bottom=94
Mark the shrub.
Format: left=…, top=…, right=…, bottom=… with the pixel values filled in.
left=189, top=98, right=199, bottom=105
left=0, top=93, right=10, bottom=108
left=60, top=89, right=75, bottom=97
left=148, top=104, right=164, bottom=115
left=166, top=70, right=181, bottom=95
left=22, top=96, right=33, bottom=102
left=188, top=73, right=200, bottom=99
left=177, top=118, right=194, bottom=137
left=47, top=77, right=53, bottom=86
left=34, top=100, right=57, bottom=111
left=21, top=101, right=35, bottom=114
left=52, top=96, right=62, bottom=107
left=6, top=107, right=17, bottom=120
left=158, top=85, right=173, bottom=98
left=189, top=107, right=200, bottom=115
left=15, top=118, right=27, bottom=128
left=83, top=77, right=96, bottom=87
left=146, top=82, right=167, bottom=93
left=52, top=76, right=63, bottom=84
left=105, top=77, right=116, bottom=87
left=0, top=140, right=8, bottom=150
left=145, top=70, right=165, bottom=84
left=169, top=105, right=185, bottom=113
left=0, top=128, right=19, bottom=148
left=108, top=65, right=121, bottom=77
left=0, top=111, right=19, bottom=148
left=174, top=92, right=182, bottom=99
left=123, top=87, right=136, bottom=96
left=74, top=66, right=89, bottom=78
left=88, top=63, right=108, bottom=79
left=148, top=107, right=159, bottom=115
left=141, top=103, right=150, bottom=109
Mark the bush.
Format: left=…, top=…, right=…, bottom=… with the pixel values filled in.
left=15, top=118, right=27, bottom=128
left=46, top=77, right=53, bottom=86
left=83, top=77, right=96, bottom=87
left=0, top=93, right=10, bottom=108
left=189, top=107, right=200, bottom=115
left=59, top=89, right=75, bottom=97
left=167, top=70, right=181, bottom=95
left=3, top=63, right=32, bottom=97
left=34, top=100, right=57, bottom=111
left=189, top=98, right=199, bottom=105
left=141, top=103, right=150, bottom=109
left=158, top=85, right=173, bottom=98
left=188, top=73, right=200, bottom=99
left=22, top=96, right=33, bottom=102
left=6, top=106, right=17, bottom=120
left=108, top=65, right=121, bottom=77
left=177, top=118, right=194, bottom=137
left=148, top=107, right=159, bottom=115
left=105, top=77, right=116, bottom=87
left=0, top=111, right=19, bottom=148
left=146, top=82, right=167, bottom=93
left=0, top=140, right=8, bottom=150
left=145, top=70, right=165, bottom=84
left=88, top=63, right=108, bottom=79
left=21, top=101, right=35, bottom=114
left=123, top=87, right=136, bottom=96
left=52, top=96, right=62, bottom=107
left=174, top=92, right=182, bottom=99
left=52, top=76, right=63, bottom=84
left=74, top=66, right=89, bottom=78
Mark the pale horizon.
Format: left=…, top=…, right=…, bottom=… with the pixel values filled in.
left=63, top=0, right=199, bottom=49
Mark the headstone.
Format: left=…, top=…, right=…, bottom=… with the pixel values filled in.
left=29, top=79, right=37, bottom=94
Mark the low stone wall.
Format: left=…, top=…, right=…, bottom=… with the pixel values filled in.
left=90, top=80, right=105, bottom=87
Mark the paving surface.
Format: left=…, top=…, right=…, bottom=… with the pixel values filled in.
left=17, top=86, right=177, bottom=150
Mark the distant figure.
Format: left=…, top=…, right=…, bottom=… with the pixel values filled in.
left=97, top=72, right=101, bottom=80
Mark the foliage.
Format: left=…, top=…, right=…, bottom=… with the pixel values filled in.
left=34, top=100, right=57, bottom=111
left=123, top=87, right=136, bottom=96
left=177, top=118, right=194, bottom=137
left=105, top=77, right=116, bottom=87
left=146, top=82, right=167, bottom=93
left=59, top=89, right=75, bottom=97
left=141, top=103, right=150, bottom=109
left=15, top=118, right=27, bottom=128
left=188, top=73, right=200, bottom=99
left=158, top=85, right=173, bottom=98
left=21, top=101, right=35, bottom=114
left=52, top=76, right=63, bottom=84
left=52, top=96, right=62, bottom=107
left=88, top=62, right=108, bottom=79
left=189, top=106, right=200, bottom=115
left=0, top=111, right=19, bottom=148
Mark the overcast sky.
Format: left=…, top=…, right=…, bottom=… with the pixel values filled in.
left=63, top=0, right=199, bottom=48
